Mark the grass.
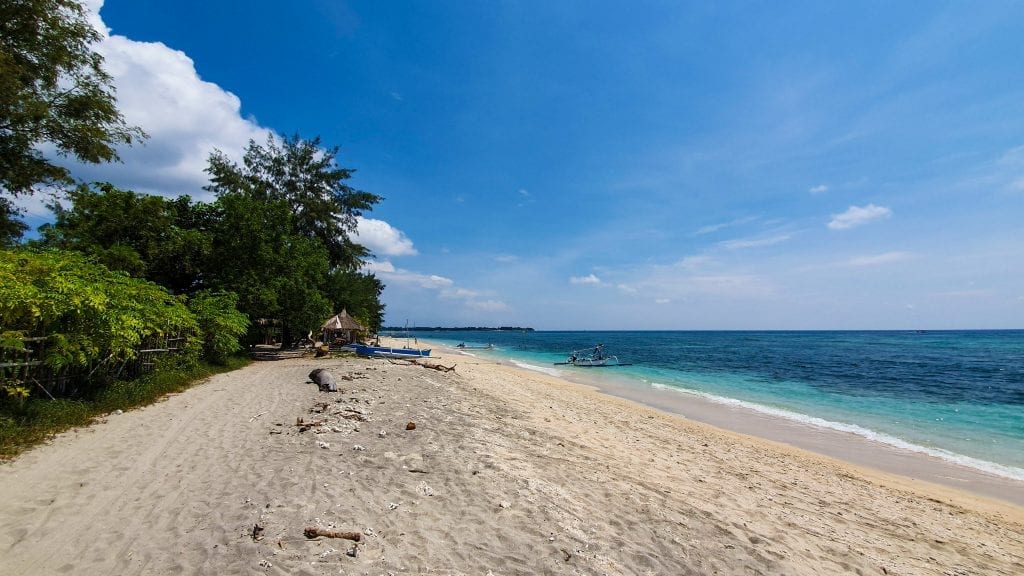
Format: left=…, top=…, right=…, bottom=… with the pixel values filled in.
left=0, top=356, right=250, bottom=460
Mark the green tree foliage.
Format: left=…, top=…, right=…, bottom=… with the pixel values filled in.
left=0, top=0, right=145, bottom=236
left=0, top=197, right=28, bottom=246
left=36, top=183, right=213, bottom=293
left=206, top=192, right=332, bottom=345
left=186, top=290, right=249, bottom=365
left=206, top=134, right=380, bottom=270
left=0, top=249, right=199, bottom=373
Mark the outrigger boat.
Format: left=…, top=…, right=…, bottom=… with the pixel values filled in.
left=350, top=343, right=431, bottom=359
left=456, top=342, right=496, bottom=350
left=554, top=344, right=631, bottom=367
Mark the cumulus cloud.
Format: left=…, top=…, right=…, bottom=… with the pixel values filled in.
left=52, top=2, right=271, bottom=201
left=354, top=217, right=417, bottom=256
left=570, top=274, right=601, bottom=285
left=809, top=184, right=829, bottom=194
left=828, top=204, right=892, bottom=230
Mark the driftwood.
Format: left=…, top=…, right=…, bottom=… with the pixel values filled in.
left=385, top=358, right=455, bottom=372
left=296, top=417, right=325, bottom=431
left=303, top=527, right=362, bottom=541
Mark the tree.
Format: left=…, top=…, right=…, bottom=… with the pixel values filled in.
left=205, top=134, right=380, bottom=270
left=36, top=183, right=212, bottom=294
left=0, top=197, right=27, bottom=246
left=0, top=0, right=145, bottom=236
left=206, top=192, right=332, bottom=346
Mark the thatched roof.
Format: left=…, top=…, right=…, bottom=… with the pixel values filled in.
left=321, top=309, right=364, bottom=331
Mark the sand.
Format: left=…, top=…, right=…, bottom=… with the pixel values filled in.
left=0, top=344, right=1022, bottom=575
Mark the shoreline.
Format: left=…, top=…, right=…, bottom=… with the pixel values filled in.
left=427, top=338, right=1024, bottom=509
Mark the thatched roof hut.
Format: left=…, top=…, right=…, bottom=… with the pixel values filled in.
left=320, top=309, right=365, bottom=343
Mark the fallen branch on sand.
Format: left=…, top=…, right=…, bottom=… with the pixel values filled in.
left=388, top=358, right=457, bottom=372
left=303, top=527, right=362, bottom=541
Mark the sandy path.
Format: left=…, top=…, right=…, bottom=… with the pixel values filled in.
left=0, top=352, right=1022, bottom=575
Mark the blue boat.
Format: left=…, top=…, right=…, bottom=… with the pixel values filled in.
left=349, top=343, right=431, bottom=359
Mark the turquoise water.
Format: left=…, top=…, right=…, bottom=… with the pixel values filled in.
left=418, top=330, right=1024, bottom=480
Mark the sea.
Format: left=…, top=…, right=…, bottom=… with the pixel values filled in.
left=410, top=330, right=1024, bottom=482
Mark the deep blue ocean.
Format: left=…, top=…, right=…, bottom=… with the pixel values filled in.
left=410, top=330, right=1024, bottom=480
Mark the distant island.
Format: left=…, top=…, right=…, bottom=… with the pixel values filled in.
left=381, top=326, right=534, bottom=332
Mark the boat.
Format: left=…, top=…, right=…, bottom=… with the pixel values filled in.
left=554, top=344, right=631, bottom=367
left=455, top=342, right=495, bottom=350
left=349, top=343, right=431, bottom=359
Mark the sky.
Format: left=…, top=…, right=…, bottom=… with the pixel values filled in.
left=20, top=0, right=1024, bottom=329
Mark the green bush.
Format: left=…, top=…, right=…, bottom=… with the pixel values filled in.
left=187, top=290, right=249, bottom=364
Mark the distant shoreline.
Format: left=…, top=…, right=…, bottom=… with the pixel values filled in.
left=381, top=326, right=535, bottom=332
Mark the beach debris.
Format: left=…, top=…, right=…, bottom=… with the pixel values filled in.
left=378, top=430, right=387, bottom=438
left=406, top=422, right=416, bottom=430
left=560, top=548, right=572, bottom=562
left=498, top=500, right=510, bottom=509
left=308, top=368, right=338, bottom=392
left=317, top=441, right=330, bottom=449
left=353, top=444, right=366, bottom=451
left=417, top=481, right=434, bottom=496
left=251, top=523, right=265, bottom=541
left=249, top=412, right=266, bottom=422
left=303, top=527, right=362, bottom=542
left=296, top=417, right=325, bottom=432
left=346, top=545, right=358, bottom=557
left=388, top=502, right=399, bottom=510
left=258, top=559, right=273, bottom=568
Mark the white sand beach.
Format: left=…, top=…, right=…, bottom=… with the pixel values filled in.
left=0, top=344, right=1022, bottom=575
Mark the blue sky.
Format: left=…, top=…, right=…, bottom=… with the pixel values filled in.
left=26, top=1, right=1024, bottom=329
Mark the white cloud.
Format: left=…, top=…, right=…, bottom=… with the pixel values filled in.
left=467, top=299, right=511, bottom=312
left=52, top=2, right=272, bottom=201
left=719, top=234, right=791, bottom=250
left=845, top=251, right=914, bottom=267
left=809, top=184, right=829, bottom=194
left=570, top=274, right=601, bottom=285
left=694, top=216, right=757, bottom=235
left=676, top=255, right=713, bottom=270
left=365, top=260, right=508, bottom=312
left=361, top=260, right=396, bottom=274
left=828, top=204, right=892, bottom=230
left=354, top=217, right=417, bottom=256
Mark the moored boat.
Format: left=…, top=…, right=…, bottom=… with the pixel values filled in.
left=350, top=344, right=432, bottom=358
left=554, top=344, right=631, bottom=367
